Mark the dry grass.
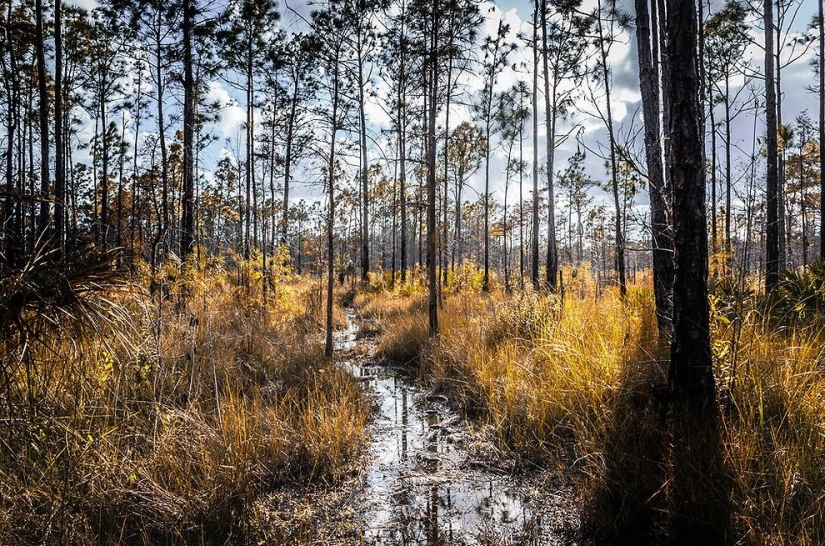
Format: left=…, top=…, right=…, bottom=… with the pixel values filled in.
left=0, top=256, right=368, bottom=545
left=359, top=266, right=825, bottom=545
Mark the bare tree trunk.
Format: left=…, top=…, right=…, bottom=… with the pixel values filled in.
left=635, top=0, right=673, bottom=335
left=531, top=2, right=540, bottom=289
left=54, top=0, right=65, bottom=250
left=541, top=1, right=558, bottom=291
left=709, top=93, right=717, bottom=257
left=519, top=101, right=525, bottom=290
left=35, top=0, right=50, bottom=237
left=181, top=0, right=195, bottom=260
left=666, top=0, right=715, bottom=410
left=724, top=81, right=732, bottom=259
left=426, top=11, right=439, bottom=335
left=820, top=0, right=824, bottom=261
left=325, top=53, right=341, bottom=359
left=398, top=14, right=408, bottom=285
left=442, top=46, right=453, bottom=291
left=358, top=41, right=370, bottom=283
left=282, top=79, right=298, bottom=245
left=597, top=0, right=626, bottom=298
left=764, top=0, right=780, bottom=293
left=155, top=20, right=169, bottom=266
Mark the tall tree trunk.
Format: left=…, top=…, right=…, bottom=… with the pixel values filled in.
left=398, top=11, right=408, bottom=285
left=325, top=52, right=341, bottom=359
left=820, top=0, right=824, bottom=261
left=764, top=0, right=780, bottom=293
left=597, top=0, right=626, bottom=298
left=541, top=1, right=558, bottom=291
left=427, top=7, right=439, bottom=335
left=181, top=0, right=195, bottom=260
left=482, top=21, right=501, bottom=293
left=131, top=61, right=142, bottom=256
left=244, top=49, right=253, bottom=260
left=35, top=0, right=50, bottom=237
left=531, top=1, right=540, bottom=289
left=117, top=111, right=126, bottom=253
left=519, top=100, right=525, bottom=290
left=3, top=4, right=18, bottom=268
left=54, top=0, right=65, bottom=250
left=282, top=79, right=298, bottom=246
left=442, top=43, right=453, bottom=290
left=358, top=41, right=370, bottom=283
left=709, top=92, right=718, bottom=259
left=775, top=8, right=785, bottom=269
left=101, top=98, right=109, bottom=249
left=155, top=22, right=169, bottom=265
left=391, top=143, right=398, bottom=288
left=724, top=81, right=732, bottom=258
left=635, top=0, right=673, bottom=335
left=666, top=0, right=715, bottom=410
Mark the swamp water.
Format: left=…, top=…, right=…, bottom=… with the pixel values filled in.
left=336, top=312, right=577, bottom=545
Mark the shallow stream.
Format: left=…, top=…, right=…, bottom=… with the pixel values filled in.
left=338, top=312, right=575, bottom=545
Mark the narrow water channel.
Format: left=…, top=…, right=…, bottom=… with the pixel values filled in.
left=338, top=312, right=574, bottom=545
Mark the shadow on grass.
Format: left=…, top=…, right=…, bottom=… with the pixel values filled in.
left=582, top=343, right=735, bottom=546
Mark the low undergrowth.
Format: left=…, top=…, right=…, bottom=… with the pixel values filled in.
left=357, top=266, right=825, bottom=545
left=0, top=251, right=367, bottom=545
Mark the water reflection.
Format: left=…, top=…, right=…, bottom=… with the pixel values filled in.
left=338, top=314, right=564, bottom=545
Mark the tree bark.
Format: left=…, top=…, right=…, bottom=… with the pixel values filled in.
left=666, top=0, right=712, bottom=411
left=358, top=36, right=370, bottom=283
left=597, top=0, right=626, bottom=298
left=54, top=0, right=65, bottom=250
left=666, top=0, right=715, bottom=410
left=181, top=0, right=195, bottom=260
left=325, top=50, right=341, bottom=359
left=426, top=7, right=439, bottom=335
left=531, top=2, right=540, bottom=289
left=817, top=0, right=825, bottom=260
left=764, top=0, right=780, bottom=293
left=541, top=0, right=558, bottom=291
left=35, top=0, right=50, bottom=237
left=635, top=0, right=673, bottom=335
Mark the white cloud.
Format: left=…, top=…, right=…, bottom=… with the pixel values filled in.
left=207, top=81, right=247, bottom=139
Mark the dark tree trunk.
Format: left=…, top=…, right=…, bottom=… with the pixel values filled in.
left=764, top=0, right=780, bottom=293
left=724, top=82, right=732, bottom=258
left=359, top=43, right=370, bottom=284
left=426, top=11, right=439, bottom=335
left=666, top=0, right=715, bottom=410
left=180, top=0, right=195, bottom=260
left=709, top=91, right=718, bottom=257
left=54, top=0, right=65, bottom=250
left=155, top=21, right=169, bottom=265
left=635, top=0, right=673, bottom=335
left=531, top=1, right=540, bottom=289
left=282, top=79, right=298, bottom=245
left=541, top=1, right=558, bottom=291
left=597, top=0, right=626, bottom=298
left=325, top=52, right=341, bottom=359
left=36, top=0, right=50, bottom=237
left=817, top=0, right=825, bottom=260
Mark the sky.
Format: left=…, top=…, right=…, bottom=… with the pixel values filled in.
left=66, top=0, right=821, bottom=231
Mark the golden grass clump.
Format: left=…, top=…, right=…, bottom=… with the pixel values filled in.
left=355, top=290, right=428, bottom=364
left=0, top=257, right=368, bottom=545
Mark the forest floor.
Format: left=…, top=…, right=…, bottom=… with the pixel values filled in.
left=2, top=258, right=824, bottom=545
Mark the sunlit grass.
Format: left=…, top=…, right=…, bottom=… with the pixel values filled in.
left=359, top=266, right=825, bottom=544
left=0, top=258, right=368, bottom=544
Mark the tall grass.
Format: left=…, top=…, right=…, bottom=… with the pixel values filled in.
left=360, top=267, right=825, bottom=544
left=0, top=255, right=367, bottom=545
